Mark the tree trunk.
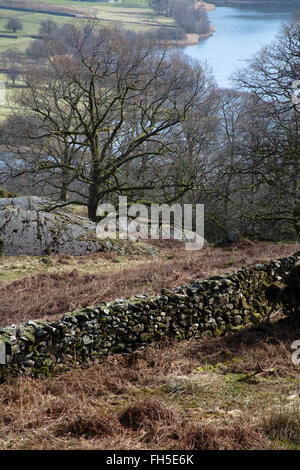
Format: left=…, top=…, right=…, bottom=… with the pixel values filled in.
left=59, top=160, right=69, bottom=202
left=88, top=134, right=102, bottom=222
left=59, top=182, right=68, bottom=202
left=88, top=182, right=101, bottom=222
left=293, top=198, right=300, bottom=240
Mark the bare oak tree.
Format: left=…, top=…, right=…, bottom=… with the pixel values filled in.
left=8, top=22, right=214, bottom=220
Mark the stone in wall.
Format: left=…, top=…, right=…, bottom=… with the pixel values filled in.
left=0, top=252, right=298, bottom=381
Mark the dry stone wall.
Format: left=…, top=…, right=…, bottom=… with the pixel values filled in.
left=0, top=252, right=299, bottom=381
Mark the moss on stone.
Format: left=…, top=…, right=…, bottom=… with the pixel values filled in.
left=249, top=310, right=262, bottom=325
left=0, top=188, right=17, bottom=198
left=0, top=251, right=299, bottom=381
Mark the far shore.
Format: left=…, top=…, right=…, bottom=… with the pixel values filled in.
left=164, top=28, right=215, bottom=46
left=210, top=0, right=299, bottom=4
left=164, top=2, right=216, bottom=46
left=162, top=2, right=216, bottom=47
left=202, top=2, right=216, bottom=11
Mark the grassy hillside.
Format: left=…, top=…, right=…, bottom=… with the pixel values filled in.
left=0, top=0, right=176, bottom=120
left=210, top=0, right=300, bottom=3
left=1, top=288, right=300, bottom=449
left=0, top=241, right=299, bottom=449
left=0, top=240, right=298, bottom=326
left=0, top=0, right=175, bottom=54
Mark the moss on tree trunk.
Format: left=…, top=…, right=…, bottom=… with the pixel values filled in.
left=0, top=237, right=4, bottom=257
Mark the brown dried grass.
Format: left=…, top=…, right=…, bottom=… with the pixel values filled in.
left=119, top=400, right=176, bottom=431
left=56, top=409, right=122, bottom=438
left=0, top=241, right=298, bottom=326
left=180, top=422, right=270, bottom=450
left=1, top=317, right=300, bottom=449
left=261, top=405, right=300, bottom=446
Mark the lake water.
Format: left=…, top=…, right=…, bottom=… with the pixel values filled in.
left=183, top=3, right=299, bottom=88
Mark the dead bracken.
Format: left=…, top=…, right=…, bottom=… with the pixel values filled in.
left=0, top=241, right=298, bottom=326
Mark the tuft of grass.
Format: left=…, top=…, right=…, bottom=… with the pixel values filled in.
left=163, top=374, right=204, bottom=396
left=119, top=399, right=175, bottom=431
left=56, top=409, right=122, bottom=439
left=181, top=422, right=270, bottom=450
left=261, top=404, right=300, bottom=446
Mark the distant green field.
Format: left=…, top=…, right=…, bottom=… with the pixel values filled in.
left=0, top=8, right=76, bottom=52
left=0, top=72, right=20, bottom=122
left=0, top=0, right=174, bottom=54
left=0, top=1, right=174, bottom=64
left=25, top=0, right=149, bottom=7
left=0, top=0, right=175, bottom=121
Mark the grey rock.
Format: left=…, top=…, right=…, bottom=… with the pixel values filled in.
left=82, top=335, right=93, bottom=345
left=227, top=232, right=240, bottom=243
left=0, top=196, right=158, bottom=257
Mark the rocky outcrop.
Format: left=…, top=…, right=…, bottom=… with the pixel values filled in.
left=0, top=197, right=158, bottom=257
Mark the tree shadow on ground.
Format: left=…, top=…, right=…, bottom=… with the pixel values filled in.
left=183, top=314, right=300, bottom=375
